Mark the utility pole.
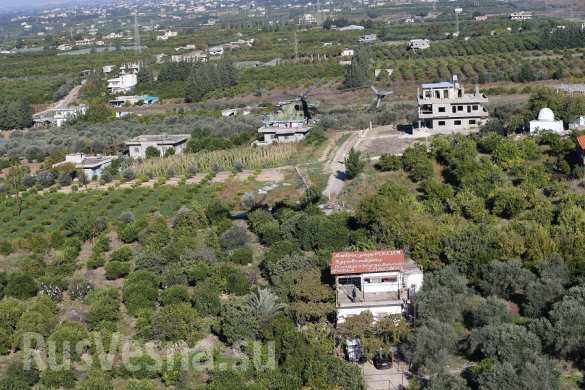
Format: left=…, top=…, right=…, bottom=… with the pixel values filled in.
left=294, top=29, right=299, bottom=63
left=454, top=7, right=462, bottom=37
left=134, top=13, right=142, bottom=54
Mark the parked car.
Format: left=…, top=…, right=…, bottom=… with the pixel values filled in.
left=345, top=338, right=366, bottom=363
left=373, top=350, right=392, bottom=369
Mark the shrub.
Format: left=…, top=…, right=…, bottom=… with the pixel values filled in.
left=151, top=303, right=200, bottom=343
left=40, top=369, right=76, bottom=389
left=345, top=148, right=365, bottom=179
left=240, top=192, right=256, bottom=210
left=48, top=321, right=90, bottom=361
left=402, top=144, right=433, bottom=182
left=0, top=240, right=13, bottom=255
left=122, top=169, right=136, bottom=182
left=119, top=211, right=135, bottom=225
left=86, top=288, right=120, bottom=330
left=123, top=271, right=159, bottom=315
left=145, top=146, right=160, bottom=159
left=75, top=370, right=112, bottom=390
left=161, top=264, right=188, bottom=288
left=160, top=285, right=190, bottom=306
left=119, top=223, right=140, bottom=243
left=87, top=254, right=106, bottom=269
left=94, top=234, right=110, bottom=254
left=220, top=265, right=250, bottom=296
left=191, top=280, right=221, bottom=316
left=219, top=224, right=249, bottom=250
left=110, top=246, right=133, bottom=262
left=375, top=154, right=402, bottom=171
left=125, top=379, right=157, bottom=390
left=105, top=261, right=131, bottom=280
left=230, top=246, right=254, bottom=265
left=100, top=170, right=113, bottom=184
left=5, top=272, right=37, bottom=299
left=205, top=201, right=230, bottom=223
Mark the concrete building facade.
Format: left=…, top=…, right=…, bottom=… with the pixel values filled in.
left=53, top=153, right=117, bottom=180
left=107, top=74, right=137, bottom=94
left=126, top=134, right=190, bottom=159
left=417, top=75, right=489, bottom=132
left=331, top=250, right=423, bottom=325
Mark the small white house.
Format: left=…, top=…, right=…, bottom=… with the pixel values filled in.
left=341, top=48, right=354, bottom=57
left=529, top=108, right=565, bottom=135
left=208, top=46, right=224, bottom=56
left=107, top=74, right=137, bottom=94
left=52, top=153, right=117, bottom=180
left=358, top=34, right=377, bottom=43
left=338, top=25, right=365, bottom=31
left=510, top=11, right=532, bottom=21
left=331, top=250, right=423, bottom=325
left=409, top=39, right=431, bottom=50
left=119, top=63, right=140, bottom=75
left=569, top=116, right=585, bottom=130
left=32, top=105, right=88, bottom=127
left=125, top=134, right=191, bottom=159
left=102, top=65, right=116, bottom=74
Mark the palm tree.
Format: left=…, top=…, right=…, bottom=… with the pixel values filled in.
left=247, top=288, right=285, bottom=323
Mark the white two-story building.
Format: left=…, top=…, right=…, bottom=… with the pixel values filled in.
left=331, top=250, right=423, bottom=325
left=107, top=74, right=137, bottom=94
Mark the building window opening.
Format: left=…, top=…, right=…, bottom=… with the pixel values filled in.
left=438, top=107, right=446, bottom=113
left=438, top=121, right=446, bottom=126
left=454, top=120, right=462, bottom=125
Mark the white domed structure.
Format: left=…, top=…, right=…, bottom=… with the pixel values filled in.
left=530, top=107, right=564, bottom=135
left=537, top=107, right=555, bottom=122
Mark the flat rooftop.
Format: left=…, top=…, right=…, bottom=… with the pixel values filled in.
left=421, top=82, right=454, bottom=89
left=126, top=134, right=190, bottom=145
left=331, top=250, right=406, bottom=275
left=258, top=126, right=311, bottom=134
left=79, top=156, right=117, bottom=168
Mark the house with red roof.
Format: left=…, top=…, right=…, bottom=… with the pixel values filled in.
left=577, top=134, right=585, bottom=165
left=330, top=250, right=423, bottom=325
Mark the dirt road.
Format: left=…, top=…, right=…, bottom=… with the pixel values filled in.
left=35, top=85, right=82, bottom=116
left=322, top=131, right=361, bottom=200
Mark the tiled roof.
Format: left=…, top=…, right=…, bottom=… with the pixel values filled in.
left=330, top=250, right=406, bottom=275
left=577, top=135, right=585, bottom=151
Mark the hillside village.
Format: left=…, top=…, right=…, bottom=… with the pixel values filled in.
left=0, top=0, right=585, bottom=389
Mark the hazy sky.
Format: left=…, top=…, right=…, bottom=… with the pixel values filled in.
left=0, top=0, right=91, bottom=12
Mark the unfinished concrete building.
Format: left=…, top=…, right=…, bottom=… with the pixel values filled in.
left=416, top=75, right=489, bottom=133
